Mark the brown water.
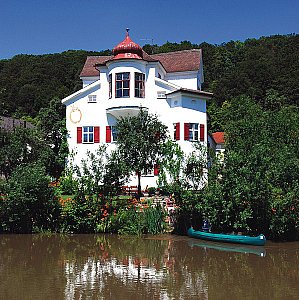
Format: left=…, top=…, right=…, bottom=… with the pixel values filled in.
left=0, top=234, right=298, bottom=300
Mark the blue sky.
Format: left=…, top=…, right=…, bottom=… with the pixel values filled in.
left=0, top=0, right=298, bottom=59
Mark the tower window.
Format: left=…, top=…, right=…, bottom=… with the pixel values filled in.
left=109, top=74, right=112, bottom=98
left=116, top=72, right=130, bottom=98
left=135, top=72, right=145, bottom=98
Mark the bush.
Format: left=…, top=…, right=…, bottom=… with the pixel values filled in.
left=269, top=186, right=299, bottom=240
left=148, top=187, right=156, bottom=196
left=59, top=174, right=78, bottom=195
left=0, top=163, right=61, bottom=233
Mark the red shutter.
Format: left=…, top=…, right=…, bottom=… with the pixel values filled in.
left=184, top=123, right=190, bottom=140
left=200, top=124, right=205, bottom=142
left=154, top=164, right=160, bottom=176
left=106, top=126, right=111, bottom=143
left=77, top=127, right=82, bottom=144
left=94, top=126, right=100, bottom=143
left=175, top=122, right=180, bottom=140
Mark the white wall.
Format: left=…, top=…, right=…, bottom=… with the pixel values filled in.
left=63, top=59, right=208, bottom=189
left=166, top=71, right=199, bottom=89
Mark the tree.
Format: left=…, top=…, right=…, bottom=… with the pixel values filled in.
left=0, top=162, right=61, bottom=233
left=184, top=142, right=208, bottom=191
left=203, top=95, right=299, bottom=239
left=103, top=149, right=130, bottom=196
left=37, top=97, right=68, bottom=180
left=115, top=109, right=168, bottom=197
left=158, top=140, right=185, bottom=194
left=0, top=127, right=52, bottom=179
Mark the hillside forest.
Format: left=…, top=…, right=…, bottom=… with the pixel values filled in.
left=0, top=34, right=298, bottom=132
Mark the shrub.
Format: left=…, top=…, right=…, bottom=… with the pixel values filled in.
left=0, top=163, right=61, bottom=233
left=148, top=187, right=156, bottom=196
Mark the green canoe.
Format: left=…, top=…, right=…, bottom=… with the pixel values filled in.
left=187, top=227, right=266, bottom=246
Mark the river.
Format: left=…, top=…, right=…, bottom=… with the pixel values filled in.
left=0, top=234, right=298, bottom=299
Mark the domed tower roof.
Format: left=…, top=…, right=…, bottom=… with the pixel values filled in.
left=112, top=29, right=143, bottom=60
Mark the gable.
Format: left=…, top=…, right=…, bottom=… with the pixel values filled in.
left=61, top=80, right=100, bottom=105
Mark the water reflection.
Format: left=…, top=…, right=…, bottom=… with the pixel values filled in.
left=0, top=234, right=298, bottom=299
left=188, top=239, right=266, bottom=257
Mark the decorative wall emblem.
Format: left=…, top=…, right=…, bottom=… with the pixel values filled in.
left=69, top=107, right=82, bottom=124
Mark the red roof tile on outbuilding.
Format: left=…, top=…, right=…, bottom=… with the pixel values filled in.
left=212, top=132, right=225, bottom=144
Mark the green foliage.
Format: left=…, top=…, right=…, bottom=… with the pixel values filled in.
left=0, top=50, right=110, bottom=117
left=59, top=194, right=102, bottom=233
left=0, top=163, right=61, bottom=233
left=148, top=187, right=156, bottom=196
left=102, top=149, right=130, bottom=196
left=158, top=140, right=208, bottom=197
left=158, top=140, right=185, bottom=188
left=184, top=143, right=208, bottom=190
left=74, top=145, right=107, bottom=198
left=0, top=127, right=52, bottom=179
left=113, top=205, right=167, bottom=235
left=37, top=97, right=68, bottom=179
left=201, top=96, right=299, bottom=240
left=269, top=185, right=299, bottom=240
left=59, top=173, right=78, bottom=195
left=59, top=195, right=167, bottom=235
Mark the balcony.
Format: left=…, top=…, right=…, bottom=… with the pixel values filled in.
left=106, top=105, right=148, bottom=119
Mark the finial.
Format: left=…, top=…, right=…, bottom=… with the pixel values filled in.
left=126, top=28, right=130, bottom=37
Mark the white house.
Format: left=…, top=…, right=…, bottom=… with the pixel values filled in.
left=62, top=30, right=213, bottom=188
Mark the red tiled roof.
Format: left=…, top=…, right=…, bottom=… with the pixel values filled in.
left=151, top=49, right=201, bottom=73
left=212, top=132, right=225, bottom=144
left=80, top=49, right=201, bottom=77
left=80, top=55, right=112, bottom=77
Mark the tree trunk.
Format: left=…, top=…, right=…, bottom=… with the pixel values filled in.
left=137, top=171, right=141, bottom=199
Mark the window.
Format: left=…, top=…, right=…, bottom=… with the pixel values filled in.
left=189, top=123, right=199, bottom=141
left=109, top=74, right=112, bottom=98
left=157, top=91, right=166, bottom=98
left=135, top=72, right=145, bottom=98
left=184, top=123, right=204, bottom=141
left=111, top=126, right=118, bottom=142
left=88, top=95, right=97, bottom=103
left=116, top=72, right=130, bottom=98
left=83, top=126, right=94, bottom=143
left=106, top=126, right=117, bottom=143
left=77, top=126, right=99, bottom=144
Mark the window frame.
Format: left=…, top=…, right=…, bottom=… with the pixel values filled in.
left=157, top=91, right=166, bottom=99
left=111, top=126, right=118, bottom=142
left=82, top=126, right=94, bottom=144
left=189, top=123, right=199, bottom=141
left=115, top=72, right=130, bottom=98
left=108, top=74, right=112, bottom=98
left=134, top=72, right=145, bottom=98
left=88, top=95, right=97, bottom=103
